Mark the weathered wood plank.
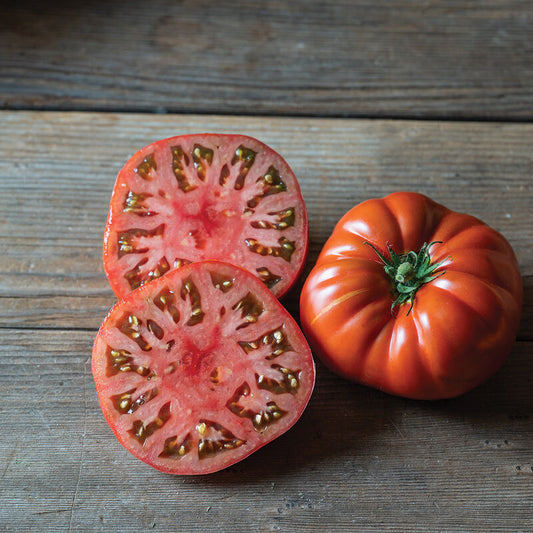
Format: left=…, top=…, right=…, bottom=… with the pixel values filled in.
left=1, top=1, right=532, bottom=119
left=0, top=111, right=531, bottom=337
left=0, top=328, right=531, bottom=532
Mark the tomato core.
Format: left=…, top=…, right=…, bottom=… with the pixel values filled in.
left=177, top=194, right=241, bottom=241
left=171, top=335, right=217, bottom=379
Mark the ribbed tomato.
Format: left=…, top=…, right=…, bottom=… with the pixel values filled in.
left=300, top=192, right=522, bottom=400
left=103, top=134, right=308, bottom=299
left=93, top=261, right=315, bottom=474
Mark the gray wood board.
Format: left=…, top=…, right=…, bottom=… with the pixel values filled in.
left=0, top=328, right=531, bottom=532
left=1, top=1, right=532, bottom=119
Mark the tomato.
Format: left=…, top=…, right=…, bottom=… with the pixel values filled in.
left=300, top=192, right=522, bottom=400
left=103, top=134, right=308, bottom=299
left=92, top=260, right=315, bottom=474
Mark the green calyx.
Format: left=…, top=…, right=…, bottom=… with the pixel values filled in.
left=366, top=241, right=450, bottom=316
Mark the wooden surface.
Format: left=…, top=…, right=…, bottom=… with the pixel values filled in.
left=1, top=1, right=533, bottom=531
left=0, top=111, right=532, bottom=533
left=1, top=0, right=533, bottom=119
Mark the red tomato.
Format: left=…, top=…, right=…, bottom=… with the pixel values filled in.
left=103, top=134, right=308, bottom=299
left=93, top=261, right=315, bottom=474
left=300, top=192, right=522, bottom=400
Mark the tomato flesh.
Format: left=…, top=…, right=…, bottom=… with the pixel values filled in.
left=104, top=134, right=308, bottom=299
left=93, top=261, right=315, bottom=474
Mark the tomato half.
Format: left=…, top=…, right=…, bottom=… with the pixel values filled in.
left=93, top=261, right=315, bottom=474
left=300, top=192, right=522, bottom=400
left=103, top=134, right=308, bottom=299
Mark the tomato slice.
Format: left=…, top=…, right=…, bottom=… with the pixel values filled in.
left=92, top=261, right=315, bottom=474
left=103, top=134, right=308, bottom=299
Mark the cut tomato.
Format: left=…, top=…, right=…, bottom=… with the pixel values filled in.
left=92, top=261, right=315, bottom=474
left=103, top=134, right=308, bottom=299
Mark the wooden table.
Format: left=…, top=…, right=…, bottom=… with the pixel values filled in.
left=1, top=2, right=532, bottom=532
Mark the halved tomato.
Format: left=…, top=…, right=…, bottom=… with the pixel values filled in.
left=103, top=134, right=308, bottom=299
left=92, top=261, right=315, bottom=474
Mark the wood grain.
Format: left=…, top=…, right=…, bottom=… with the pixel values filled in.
left=0, top=110, right=532, bottom=532
left=0, top=328, right=531, bottom=532
left=1, top=111, right=531, bottom=336
left=1, top=0, right=532, bottom=119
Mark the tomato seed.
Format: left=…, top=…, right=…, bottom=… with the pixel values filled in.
left=231, top=145, right=257, bottom=190
left=256, top=267, right=282, bottom=289
left=247, top=166, right=286, bottom=208
left=147, top=319, right=164, bottom=340
left=219, top=164, right=230, bottom=186
left=134, top=154, right=157, bottom=180
left=171, top=145, right=196, bottom=193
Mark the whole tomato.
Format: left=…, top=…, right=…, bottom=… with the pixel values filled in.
left=300, top=192, right=523, bottom=400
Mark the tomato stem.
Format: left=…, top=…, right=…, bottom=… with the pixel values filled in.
left=366, top=241, right=450, bottom=316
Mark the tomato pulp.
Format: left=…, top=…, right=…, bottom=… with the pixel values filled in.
left=93, top=261, right=315, bottom=474
left=103, top=134, right=308, bottom=299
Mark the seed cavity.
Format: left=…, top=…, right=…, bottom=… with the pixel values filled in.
left=160, top=432, right=193, bottom=458
left=171, top=145, right=196, bottom=193
left=210, top=366, right=222, bottom=385
left=129, top=402, right=171, bottom=445
left=164, top=361, right=178, bottom=374
left=250, top=207, right=295, bottom=231
left=173, top=258, right=191, bottom=269
left=180, top=278, right=205, bottom=326
left=165, top=339, right=176, bottom=351
left=210, top=271, right=234, bottom=293
left=153, top=288, right=181, bottom=323
left=256, top=364, right=300, bottom=394
left=150, top=256, right=171, bottom=283
left=124, top=258, right=148, bottom=290
left=238, top=326, right=293, bottom=360
left=196, top=419, right=245, bottom=459
left=188, top=228, right=206, bottom=250
left=247, top=166, right=286, bottom=208
left=111, top=387, right=159, bottom=414
left=123, top=190, right=156, bottom=217
left=117, top=224, right=165, bottom=258
left=245, top=236, right=296, bottom=263
left=232, top=292, right=264, bottom=330
left=192, top=144, right=213, bottom=182
left=118, top=313, right=152, bottom=351
left=106, top=346, right=155, bottom=379
left=219, top=164, right=230, bottom=186
left=226, top=383, right=287, bottom=432
left=124, top=255, right=169, bottom=289
left=256, top=266, right=282, bottom=289
left=147, top=319, right=164, bottom=340
left=134, top=153, right=157, bottom=180
left=231, top=145, right=257, bottom=190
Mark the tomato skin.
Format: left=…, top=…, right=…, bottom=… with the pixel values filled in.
left=93, top=260, right=315, bottom=475
left=300, top=192, right=523, bottom=400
